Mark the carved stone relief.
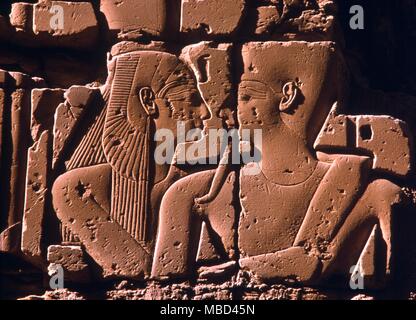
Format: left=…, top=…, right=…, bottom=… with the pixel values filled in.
left=0, top=0, right=416, bottom=300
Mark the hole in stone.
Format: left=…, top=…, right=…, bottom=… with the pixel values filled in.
left=338, top=189, right=346, bottom=195
left=360, top=124, right=373, bottom=141
left=32, top=183, right=41, bottom=192
left=248, top=63, right=258, bottom=73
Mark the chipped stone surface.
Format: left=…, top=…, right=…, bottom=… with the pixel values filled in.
left=1, top=83, right=32, bottom=254
left=10, top=1, right=99, bottom=48
left=100, top=0, right=168, bottom=40
left=31, top=88, right=65, bottom=141
left=20, top=89, right=65, bottom=265
left=0, top=71, right=47, bottom=255
left=181, top=0, right=246, bottom=37
left=110, top=41, right=169, bottom=58
left=15, top=270, right=367, bottom=300
left=255, top=6, right=281, bottom=35
left=181, top=42, right=235, bottom=128
left=271, top=0, right=337, bottom=40
left=10, top=71, right=46, bottom=89
left=354, top=225, right=382, bottom=289
left=315, top=108, right=413, bottom=177
left=52, top=86, right=99, bottom=168
left=21, top=131, right=50, bottom=267
left=235, top=41, right=407, bottom=284
left=47, top=245, right=90, bottom=283
left=1, top=0, right=416, bottom=301
left=9, top=3, right=32, bottom=32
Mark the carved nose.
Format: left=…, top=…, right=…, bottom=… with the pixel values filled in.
left=199, top=103, right=211, bottom=120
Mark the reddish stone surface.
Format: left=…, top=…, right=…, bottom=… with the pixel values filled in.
left=100, top=0, right=168, bottom=40
left=180, top=0, right=246, bottom=37
left=0, top=0, right=416, bottom=301
left=10, top=1, right=99, bottom=48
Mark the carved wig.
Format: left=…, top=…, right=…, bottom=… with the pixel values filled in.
left=101, top=51, right=194, bottom=244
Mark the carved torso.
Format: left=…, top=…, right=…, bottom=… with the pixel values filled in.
left=238, top=161, right=330, bottom=256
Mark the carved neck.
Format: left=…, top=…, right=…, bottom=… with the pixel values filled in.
left=260, top=124, right=317, bottom=186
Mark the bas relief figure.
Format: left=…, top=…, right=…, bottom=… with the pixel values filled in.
left=45, top=41, right=413, bottom=286
left=52, top=50, right=210, bottom=278
left=150, top=42, right=412, bottom=285
left=236, top=42, right=408, bottom=284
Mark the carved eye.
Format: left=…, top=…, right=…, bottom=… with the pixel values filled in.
left=189, top=91, right=200, bottom=103
left=239, top=93, right=251, bottom=102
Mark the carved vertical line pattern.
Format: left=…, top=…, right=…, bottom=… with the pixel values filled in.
left=110, top=171, right=149, bottom=243
left=137, top=136, right=146, bottom=241
left=66, top=54, right=153, bottom=244
left=131, top=179, right=139, bottom=241
left=110, top=170, right=117, bottom=224
left=66, top=103, right=107, bottom=170
left=120, top=172, right=128, bottom=229
left=132, top=135, right=145, bottom=240
left=125, top=176, right=132, bottom=231
left=104, top=54, right=151, bottom=244
left=142, top=128, right=150, bottom=241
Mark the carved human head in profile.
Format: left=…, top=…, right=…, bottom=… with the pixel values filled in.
left=102, top=50, right=210, bottom=181
left=238, top=41, right=340, bottom=144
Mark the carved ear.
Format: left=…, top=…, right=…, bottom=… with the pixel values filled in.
left=139, top=87, right=157, bottom=116
left=279, top=81, right=300, bottom=112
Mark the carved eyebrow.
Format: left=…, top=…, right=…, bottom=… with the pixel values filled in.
left=156, top=79, right=189, bottom=98
left=239, top=86, right=267, bottom=99
left=166, top=88, right=198, bottom=101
